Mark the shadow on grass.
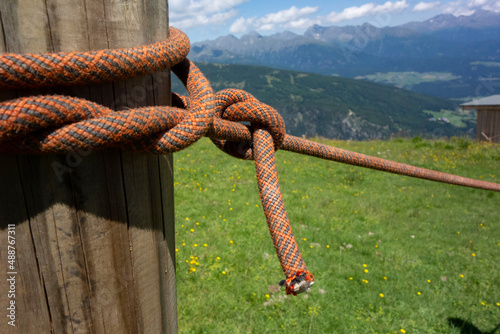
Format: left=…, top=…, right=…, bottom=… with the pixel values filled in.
left=448, top=318, right=500, bottom=334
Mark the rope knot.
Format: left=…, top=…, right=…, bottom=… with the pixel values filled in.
left=2, top=25, right=499, bottom=301
left=210, top=88, right=286, bottom=160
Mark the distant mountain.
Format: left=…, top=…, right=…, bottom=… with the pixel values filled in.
left=401, top=9, right=500, bottom=41
left=303, top=22, right=417, bottom=43
left=401, top=9, right=500, bottom=32
left=270, top=31, right=299, bottom=40
left=172, top=63, right=470, bottom=140
left=189, top=10, right=500, bottom=99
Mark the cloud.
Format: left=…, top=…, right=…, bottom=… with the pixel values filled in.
left=442, top=0, right=500, bottom=16
left=442, top=1, right=474, bottom=16
left=170, top=0, right=248, bottom=29
left=325, top=1, right=410, bottom=23
left=284, top=18, right=317, bottom=29
left=472, top=0, right=500, bottom=12
left=230, top=17, right=253, bottom=33
left=172, top=10, right=238, bottom=29
left=259, top=6, right=318, bottom=25
left=229, top=6, right=318, bottom=33
left=413, top=2, right=440, bottom=12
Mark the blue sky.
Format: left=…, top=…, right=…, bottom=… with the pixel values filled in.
left=169, top=0, right=500, bottom=42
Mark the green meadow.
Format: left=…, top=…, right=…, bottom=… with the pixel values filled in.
left=173, top=137, right=500, bottom=333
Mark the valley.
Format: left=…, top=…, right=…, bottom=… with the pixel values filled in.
left=172, top=63, right=473, bottom=140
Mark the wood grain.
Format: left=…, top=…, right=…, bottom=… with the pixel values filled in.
left=474, top=108, right=500, bottom=143
left=0, top=1, right=177, bottom=333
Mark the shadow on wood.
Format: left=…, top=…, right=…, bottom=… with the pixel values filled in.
left=0, top=144, right=177, bottom=334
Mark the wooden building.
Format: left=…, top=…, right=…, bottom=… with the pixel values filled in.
left=461, top=95, right=500, bottom=143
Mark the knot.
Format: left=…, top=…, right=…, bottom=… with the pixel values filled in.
left=210, top=88, right=286, bottom=160
left=0, top=27, right=217, bottom=154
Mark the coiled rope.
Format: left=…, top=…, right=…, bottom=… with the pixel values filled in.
left=1, top=27, right=499, bottom=295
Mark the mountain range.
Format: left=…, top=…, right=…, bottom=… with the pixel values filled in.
left=189, top=10, right=500, bottom=100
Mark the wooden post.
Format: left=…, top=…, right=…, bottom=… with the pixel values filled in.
left=0, top=1, right=177, bottom=333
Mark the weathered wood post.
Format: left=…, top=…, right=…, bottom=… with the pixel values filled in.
left=0, top=0, right=177, bottom=333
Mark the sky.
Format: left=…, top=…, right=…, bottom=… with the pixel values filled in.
left=169, top=0, right=500, bottom=42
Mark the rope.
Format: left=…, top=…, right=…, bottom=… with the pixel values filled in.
left=1, top=27, right=499, bottom=295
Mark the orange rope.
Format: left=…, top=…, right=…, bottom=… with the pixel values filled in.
left=1, top=27, right=499, bottom=295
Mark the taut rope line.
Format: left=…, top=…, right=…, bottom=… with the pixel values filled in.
left=1, top=27, right=499, bottom=295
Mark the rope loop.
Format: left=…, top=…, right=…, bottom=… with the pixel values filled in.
left=0, top=28, right=215, bottom=154
left=0, top=27, right=190, bottom=89
left=0, top=59, right=214, bottom=154
left=209, top=88, right=286, bottom=160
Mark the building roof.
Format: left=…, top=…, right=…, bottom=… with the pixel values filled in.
left=461, top=95, right=500, bottom=108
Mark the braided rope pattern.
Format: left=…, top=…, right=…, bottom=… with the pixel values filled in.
left=253, top=128, right=313, bottom=295
left=282, top=136, right=500, bottom=192
left=0, top=27, right=189, bottom=89
left=0, top=59, right=214, bottom=154
left=1, top=27, right=499, bottom=294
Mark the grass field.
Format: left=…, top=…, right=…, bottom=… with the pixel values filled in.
left=173, top=137, right=500, bottom=333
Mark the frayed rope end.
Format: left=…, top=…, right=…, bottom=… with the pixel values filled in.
left=279, top=270, right=314, bottom=296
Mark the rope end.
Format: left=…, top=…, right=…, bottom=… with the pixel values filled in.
left=279, top=270, right=314, bottom=296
